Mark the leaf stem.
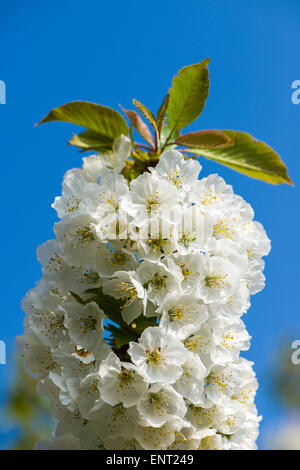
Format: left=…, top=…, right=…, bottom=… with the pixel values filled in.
left=135, top=143, right=152, bottom=151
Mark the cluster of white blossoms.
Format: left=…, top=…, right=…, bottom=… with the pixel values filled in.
left=20, top=135, right=270, bottom=450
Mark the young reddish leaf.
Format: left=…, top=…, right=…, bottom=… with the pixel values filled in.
left=132, top=99, right=158, bottom=133
left=156, top=94, right=170, bottom=136
left=120, top=105, right=154, bottom=147
left=175, top=130, right=232, bottom=148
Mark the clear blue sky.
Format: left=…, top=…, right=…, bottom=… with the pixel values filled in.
left=0, top=0, right=299, bottom=449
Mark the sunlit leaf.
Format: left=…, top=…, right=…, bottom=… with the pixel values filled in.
left=37, top=101, right=128, bottom=141
left=69, top=130, right=113, bottom=152
left=168, top=59, right=209, bottom=131
left=159, top=125, right=180, bottom=150
left=186, top=130, right=293, bottom=185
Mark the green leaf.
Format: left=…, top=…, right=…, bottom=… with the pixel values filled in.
left=156, top=94, right=170, bottom=136
left=37, top=101, right=128, bottom=141
left=105, top=323, right=136, bottom=348
left=133, top=315, right=157, bottom=336
left=175, top=130, right=232, bottom=148
left=69, top=130, right=113, bottom=152
left=81, top=287, right=129, bottom=329
left=132, top=99, right=158, bottom=133
left=159, top=125, right=180, bottom=150
left=168, top=59, right=210, bottom=131
left=186, top=130, right=293, bottom=185
left=120, top=105, right=154, bottom=147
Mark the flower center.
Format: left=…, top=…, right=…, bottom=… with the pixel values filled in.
left=213, top=220, right=233, bottom=239
left=184, top=334, right=208, bottom=353
left=47, top=253, right=63, bottom=272
left=111, top=403, right=126, bottom=421
left=102, top=191, right=119, bottom=210
left=118, top=281, right=137, bottom=309
left=201, top=188, right=220, bottom=206
left=179, top=232, right=196, bottom=248
left=168, top=305, right=191, bottom=324
left=205, top=272, right=229, bottom=290
left=111, top=250, right=128, bottom=266
left=80, top=315, right=97, bottom=333
left=200, top=436, right=218, bottom=450
left=207, top=372, right=229, bottom=393
left=118, top=367, right=135, bottom=388
left=179, top=262, right=193, bottom=279
left=75, top=225, right=95, bottom=247
left=65, top=195, right=81, bottom=213
left=221, top=331, right=238, bottom=350
left=169, top=170, right=183, bottom=188
left=146, top=347, right=162, bottom=367
left=149, top=391, right=169, bottom=413
left=146, top=192, right=160, bottom=212
left=150, top=273, right=167, bottom=291
left=81, top=270, right=99, bottom=284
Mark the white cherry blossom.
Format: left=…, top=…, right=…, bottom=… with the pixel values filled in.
left=128, top=327, right=187, bottom=384
left=21, top=147, right=268, bottom=450
left=158, top=293, right=208, bottom=340
left=99, top=352, right=148, bottom=407
left=137, top=383, right=187, bottom=427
